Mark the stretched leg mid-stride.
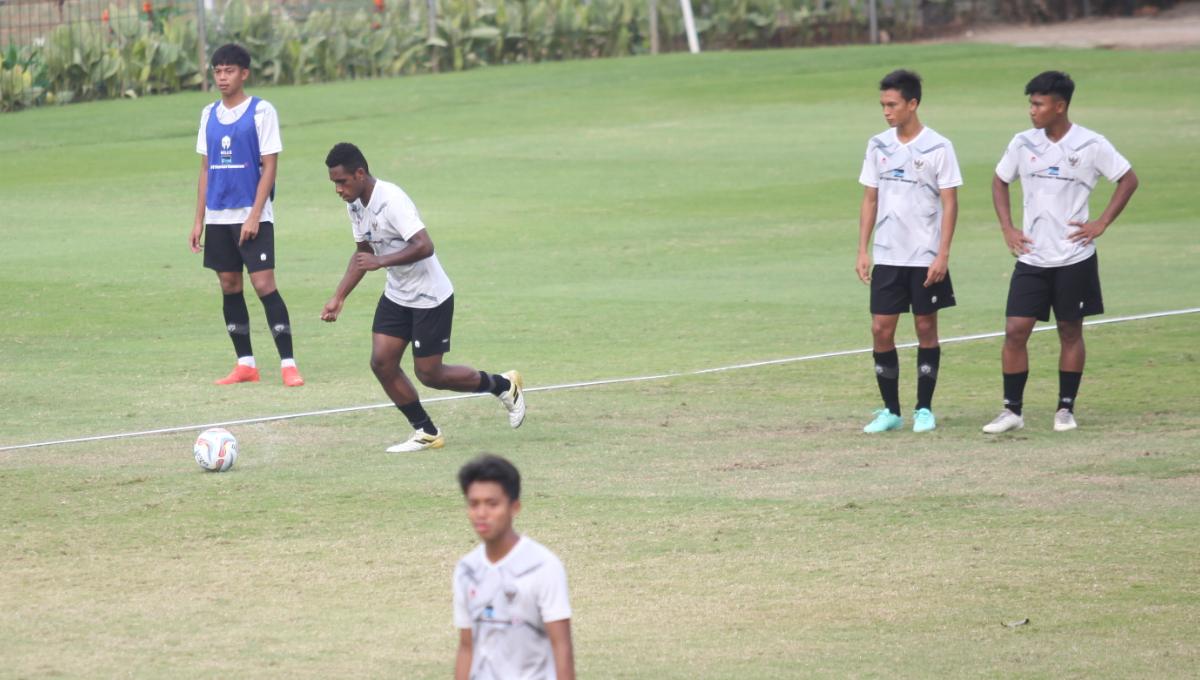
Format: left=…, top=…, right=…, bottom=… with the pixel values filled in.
left=372, top=333, right=524, bottom=453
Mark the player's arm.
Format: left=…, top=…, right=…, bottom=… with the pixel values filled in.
left=191, top=155, right=208, bottom=253
left=321, top=241, right=373, bottom=322
left=856, top=186, right=878, bottom=284
left=992, top=174, right=1033, bottom=256
left=546, top=619, right=575, bottom=680
left=354, top=228, right=435, bottom=270
left=453, top=628, right=472, bottom=680
left=239, top=153, right=278, bottom=246
left=924, top=187, right=957, bottom=287
left=1068, top=168, right=1139, bottom=246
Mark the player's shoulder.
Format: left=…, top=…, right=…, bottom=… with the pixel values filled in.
left=252, top=97, right=277, bottom=113
left=200, top=100, right=217, bottom=117
left=917, top=126, right=954, bottom=148
left=455, top=543, right=488, bottom=577
left=516, top=536, right=565, bottom=573
left=1064, top=124, right=1111, bottom=149
left=1008, top=127, right=1041, bottom=148
left=867, top=128, right=895, bottom=150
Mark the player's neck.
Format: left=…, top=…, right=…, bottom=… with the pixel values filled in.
left=484, top=530, right=520, bottom=564
left=220, top=90, right=249, bottom=109
left=1044, top=119, right=1072, bottom=143
left=359, top=177, right=378, bottom=207
left=896, top=118, right=923, bottom=144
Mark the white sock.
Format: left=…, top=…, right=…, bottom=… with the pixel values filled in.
left=237, top=356, right=256, bottom=368
left=281, top=358, right=297, bottom=369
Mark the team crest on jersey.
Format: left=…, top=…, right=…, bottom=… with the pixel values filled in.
left=220, top=134, right=234, bottom=164
left=913, top=158, right=925, bottom=170
left=1068, top=154, right=1080, bottom=167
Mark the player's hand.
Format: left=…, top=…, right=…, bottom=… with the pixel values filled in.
left=855, top=252, right=872, bottom=284
left=924, top=254, right=948, bottom=288
left=321, top=298, right=343, bottom=322
left=238, top=219, right=259, bottom=246
left=352, top=252, right=382, bottom=272
left=1003, top=227, right=1033, bottom=256
left=189, top=223, right=204, bottom=253
left=1067, top=219, right=1107, bottom=246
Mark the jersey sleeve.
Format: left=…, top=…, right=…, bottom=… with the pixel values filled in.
left=256, top=101, right=283, bottom=156
left=537, top=555, right=572, bottom=624
left=452, top=564, right=472, bottom=629
left=936, top=141, right=964, bottom=189
left=858, top=141, right=878, bottom=188
left=196, top=104, right=212, bottom=155
left=1094, top=137, right=1131, bottom=182
left=994, top=137, right=1020, bottom=183
left=347, top=206, right=367, bottom=243
left=388, top=191, right=429, bottom=241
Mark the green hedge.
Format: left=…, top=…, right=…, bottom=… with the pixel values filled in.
left=1, top=0, right=938, bottom=112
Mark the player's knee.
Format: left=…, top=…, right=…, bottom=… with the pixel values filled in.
left=870, top=320, right=893, bottom=341
left=414, top=364, right=443, bottom=388
left=914, top=317, right=937, bottom=338
left=1004, top=321, right=1032, bottom=343
left=1057, top=322, right=1083, bottom=344
left=369, top=355, right=395, bottom=379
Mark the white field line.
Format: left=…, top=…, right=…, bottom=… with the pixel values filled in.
left=2, top=307, right=1197, bottom=453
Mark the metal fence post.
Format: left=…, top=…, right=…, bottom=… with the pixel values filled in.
left=649, top=0, right=659, bottom=55
left=197, top=0, right=209, bottom=91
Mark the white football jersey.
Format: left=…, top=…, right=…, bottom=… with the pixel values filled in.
left=859, top=126, right=963, bottom=267
left=346, top=179, right=454, bottom=309
left=453, top=536, right=572, bottom=680
left=995, top=124, right=1131, bottom=268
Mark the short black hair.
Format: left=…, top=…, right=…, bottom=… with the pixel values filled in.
left=880, top=69, right=922, bottom=103
left=458, top=454, right=521, bottom=502
left=210, top=43, right=251, bottom=70
left=325, top=142, right=370, bottom=174
left=1025, top=70, right=1074, bottom=105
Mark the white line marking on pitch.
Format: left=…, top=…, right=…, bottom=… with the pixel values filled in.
left=2, top=307, right=1197, bottom=452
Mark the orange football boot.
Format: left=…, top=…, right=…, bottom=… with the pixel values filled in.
left=281, top=365, right=305, bottom=387
left=215, top=364, right=260, bottom=385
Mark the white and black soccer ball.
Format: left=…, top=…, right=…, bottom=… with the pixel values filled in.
left=194, top=427, right=238, bottom=472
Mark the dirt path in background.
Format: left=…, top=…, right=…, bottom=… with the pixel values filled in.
left=938, top=1, right=1200, bottom=50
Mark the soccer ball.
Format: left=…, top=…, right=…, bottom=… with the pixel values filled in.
left=194, top=427, right=238, bottom=472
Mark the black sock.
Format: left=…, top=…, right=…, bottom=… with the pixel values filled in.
left=397, top=401, right=437, bottom=435
left=873, top=349, right=900, bottom=416
left=259, top=290, right=294, bottom=361
left=916, top=346, right=941, bottom=411
left=475, top=371, right=511, bottom=396
left=1059, top=371, right=1082, bottom=412
left=1003, top=371, right=1029, bottom=416
left=222, top=292, right=253, bottom=358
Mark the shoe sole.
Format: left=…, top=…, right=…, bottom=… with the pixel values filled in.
left=386, top=439, right=445, bottom=453
left=982, top=422, right=1024, bottom=434
left=863, top=423, right=903, bottom=434
left=503, top=370, right=526, bottom=429
left=1053, top=424, right=1077, bottom=432
left=215, top=375, right=260, bottom=385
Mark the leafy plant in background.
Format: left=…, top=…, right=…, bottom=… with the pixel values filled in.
left=2, top=0, right=981, bottom=113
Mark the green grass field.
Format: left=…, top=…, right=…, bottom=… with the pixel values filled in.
left=2, top=44, right=1198, bottom=678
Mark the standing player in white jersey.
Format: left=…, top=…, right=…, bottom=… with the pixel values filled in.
left=189, top=43, right=304, bottom=388
left=984, top=71, right=1139, bottom=434
left=319, top=143, right=525, bottom=453
left=453, top=455, right=575, bottom=680
left=856, top=70, right=962, bottom=434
